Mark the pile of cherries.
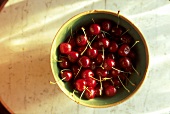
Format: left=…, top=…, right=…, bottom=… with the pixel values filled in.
left=57, top=19, right=138, bottom=100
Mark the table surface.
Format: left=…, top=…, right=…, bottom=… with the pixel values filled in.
left=0, top=0, right=170, bottom=114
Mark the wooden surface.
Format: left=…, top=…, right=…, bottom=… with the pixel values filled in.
left=0, top=0, right=170, bottom=114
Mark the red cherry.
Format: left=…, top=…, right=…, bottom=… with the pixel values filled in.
left=76, top=35, right=87, bottom=46
left=111, top=26, right=122, bottom=36
left=81, top=69, right=94, bottom=79
left=58, top=57, right=70, bottom=69
left=110, top=69, right=120, bottom=78
left=97, top=33, right=105, bottom=40
left=98, top=38, right=110, bottom=48
left=85, top=78, right=97, bottom=88
left=128, top=50, right=136, bottom=60
left=94, top=86, right=101, bottom=97
left=120, top=34, right=133, bottom=44
left=113, top=79, right=121, bottom=87
left=84, top=87, right=96, bottom=99
left=68, top=37, right=76, bottom=48
left=86, top=47, right=98, bottom=59
left=119, top=57, right=131, bottom=68
left=75, top=79, right=87, bottom=92
left=96, top=67, right=108, bottom=78
left=68, top=51, right=79, bottom=63
left=118, top=44, right=130, bottom=56
left=103, top=81, right=111, bottom=88
left=102, top=21, right=112, bottom=31
left=96, top=53, right=104, bottom=65
left=103, top=59, right=115, bottom=71
left=109, top=41, right=118, bottom=53
left=90, top=60, right=96, bottom=70
left=89, top=24, right=101, bottom=35
left=72, top=65, right=80, bottom=76
left=106, top=53, right=116, bottom=60
left=105, top=85, right=117, bottom=97
left=77, top=46, right=86, bottom=54
left=78, top=56, right=90, bottom=68
left=59, top=43, right=72, bottom=54
left=60, top=70, right=72, bottom=81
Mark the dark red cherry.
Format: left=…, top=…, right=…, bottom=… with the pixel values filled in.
left=58, top=57, right=70, bottom=69
left=102, top=21, right=112, bottom=31
left=118, top=44, right=130, bottom=56
left=68, top=51, right=79, bottom=63
left=84, top=87, right=96, bottom=99
left=89, top=23, right=101, bottom=35
left=72, top=65, right=80, bottom=76
left=103, top=81, right=111, bottom=88
left=68, top=37, right=76, bottom=48
left=81, top=69, right=94, bottom=79
left=110, top=69, right=120, bottom=78
left=90, top=60, right=96, bottom=70
left=76, top=35, right=87, bottom=46
left=98, top=38, right=110, bottom=48
left=103, top=59, right=116, bottom=71
left=60, top=70, right=72, bottom=81
left=109, top=41, right=118, bottom=53
left=77, top=46, right=86, bottom=54
left=75, top=79, right=87, bottom=92
left=111, top=26, right=122, bottom=36
left=86, top=47, right=98, bottom=59
left=85, top=78, right=97, bottom=88
left=106, top=53, right=116, bottom=60
left=96, top=53, right=104, bottom=65
left=95, top=86, right=101, bottom=97
left=96, top=67, right=108, bottom=78
left=97, top=33, right=105, bottom=40
left=119, top=57, right=131, bottom=68
left=113, top=79, right=121, bottom=87
left=120, top=34, right=133, bottom=44
left=59, top=43, right=72, bottom=54
left=105, top=85, right=117, bottom=97
left=128, top=50, right=136, bottom=60
left=78, top=56, right=90, bottom=68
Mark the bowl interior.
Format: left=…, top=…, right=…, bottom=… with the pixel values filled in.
left=50, top=10, right=149, bottom=107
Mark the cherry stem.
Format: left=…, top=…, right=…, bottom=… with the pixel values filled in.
left=117, top=10, right=120, bottom=28
left=74, top=66, right=82, bottom=79
left=99, top=76, right=103, bottom=96
left=100, top=47, right=105, bottom=69
left=89, top=76, right=100, bottom=81
left=61, top=77, right=66, bottom=81
left=121, top=29, right=130, bottom=36
left=118, top=76, right=130, bottom=93
left=101, top=30, right=111, bottom=36
left=80, top=87, right=88, bottom=100
left=61, top=69, right=71, bottom=72
left=67, top=27, right=73, bottom=43
left=80, top=35, right=97, bottom=55
left=125, top=76, right=136, bottom=86
left=112, top=67, right=131, bottom=74
left=49, top=81, right=57, bottom=85
left=92, top=18, right=95, bottom=23
left=110, top=79, right=114, bottom=86
left=132, top=65, right=139, bottom=76
left=130, top=41, right=140, bottom=49
left=81, top=27, right=92, bottom=49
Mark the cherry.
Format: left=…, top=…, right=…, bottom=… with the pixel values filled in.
left=96, top=67, right=108, bottom=78
left=58, top=57, right=70, bottom=69
left=90, top=60, right=96, bottom=70
left=85, top=78, right=97, bottom=88
left=98, top=38, right=110, bottom=48
left=119, top=57, right=131, bottom=68
left=91, top=41, right=99, bottom=49
left=68, top=51, right=79, bottom=63
left=96, top=53, right=104, bottom=65
left=102, top=21, right=112, bottom=31
left=113, top=79, right=121, bottom=87
left=86, top=47, right=98, bottom=59
left=60, top=70, right=72, bottom=81
left=118, top=44, right=130, bottom=56
left=76, top=35, right=87, bottom=46
left=120, top=34, right=133, bottom=44
left=72, top=65, right=80, bottom=76
left=110, top=68, right=120, bottom=78
left=111, top=26, right=122, bottom=36
left=68, top=37, right=76, bottom=48
left=81, top=69, right=94, bottom=79
left=97, top=33, right=105, bottom=40
left=103, top=58, right=115, bottom=70
left=109, top=41, right=118, bottom=53
left=128, top=50, right=136, bottom=60
left=59, top=43, right=72, bottom=54
left=78, top=56, right=90, bottom=68
left=94, top=86, right=101, bottom=97
left=105, top=85, right=117, bottom=97
left=89, top=23, right=101, bottom=35
left=84, top=87, right=96, bottom=99
left=75, top=79, right=87, bottom=92
left=103, top=81, right=111, bottom=88
left=77, top=46, right=86, bottom=54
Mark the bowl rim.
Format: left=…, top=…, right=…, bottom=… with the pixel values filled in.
left=50, top=9, right=150, bottom=108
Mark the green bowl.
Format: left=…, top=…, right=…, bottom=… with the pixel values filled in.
left=50, top=10, right=149, bottom=108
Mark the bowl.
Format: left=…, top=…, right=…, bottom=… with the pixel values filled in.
left=50, top=10, right=149, bottom=108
